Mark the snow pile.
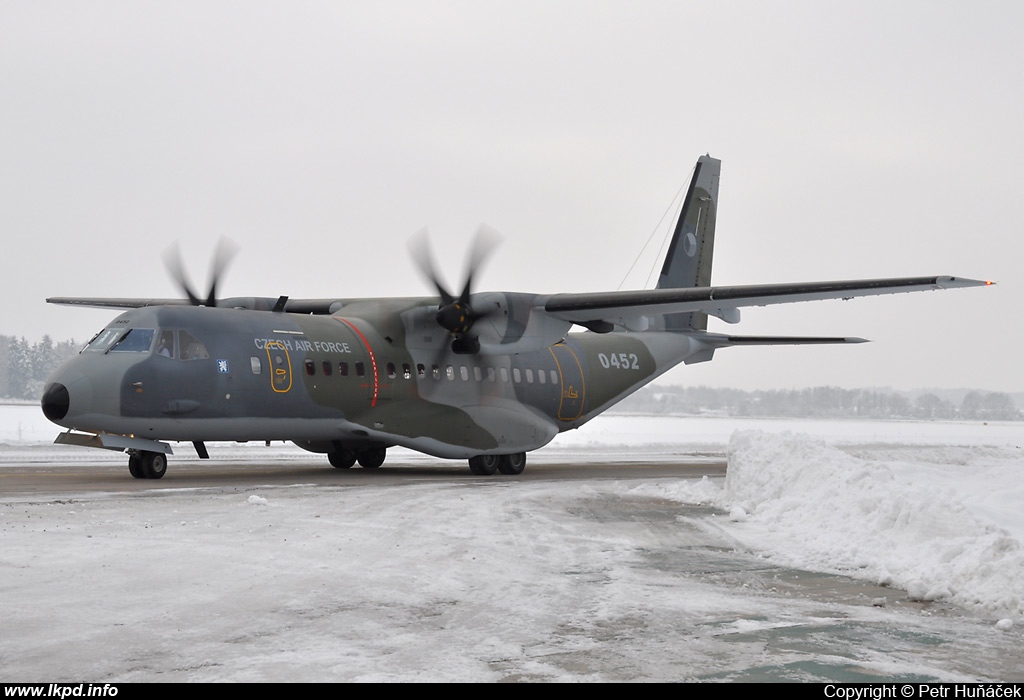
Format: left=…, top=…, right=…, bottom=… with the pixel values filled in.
left=720, top=431, right=1024, bottom=618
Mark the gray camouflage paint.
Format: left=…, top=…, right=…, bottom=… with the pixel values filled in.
left=42, top=155, right=982, bottom=469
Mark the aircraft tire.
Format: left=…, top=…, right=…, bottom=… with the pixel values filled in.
left=468, top=454, right=499, bottom=476
left=141, top=452, right=167, bottom=479
left=328, top=450, right=356, bottom=469
left=357, top=447, right=386, bottom=469
left=128, top=455, right=145, bottom=479
left=497, top=452, right=526, bottom=475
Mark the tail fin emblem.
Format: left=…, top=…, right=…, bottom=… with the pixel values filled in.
left=683, top=232, right=697, bottom=257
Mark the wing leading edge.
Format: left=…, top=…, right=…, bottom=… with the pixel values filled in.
left=46, top=297, right=341, bottom=314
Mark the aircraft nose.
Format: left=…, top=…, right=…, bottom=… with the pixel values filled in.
left=41, top=382, right=70, bottom=422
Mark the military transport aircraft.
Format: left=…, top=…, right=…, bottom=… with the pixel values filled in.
left=41, top=155, right=988, bottom=479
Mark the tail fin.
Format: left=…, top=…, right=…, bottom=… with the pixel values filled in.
left=657, top=154, right=721, bottom=331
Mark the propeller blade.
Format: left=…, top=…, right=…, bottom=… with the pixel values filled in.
left=162, top=238, right=238, bottom=307
left=408, top=229, right=455, bottom=305
left=205, top=238, right=239, bottom=307
left=162, top=242, right=202, bottom=306
left=458, top=225, right=502, bottom=302
left=408, top=225, right=502, bottom=354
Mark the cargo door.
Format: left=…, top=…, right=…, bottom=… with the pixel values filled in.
left=550, top=342, right=585, bottom=421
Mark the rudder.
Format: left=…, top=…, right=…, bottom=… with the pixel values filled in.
left=656, top=154, right=721, bottom=331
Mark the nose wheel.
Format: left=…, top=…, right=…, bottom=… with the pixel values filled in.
left=128, top=451, right=168, bottom=479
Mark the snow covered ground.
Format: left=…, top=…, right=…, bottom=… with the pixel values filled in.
left=1, top=405, right=1022, bottom=681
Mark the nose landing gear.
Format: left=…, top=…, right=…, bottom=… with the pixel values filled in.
left=128, top=451, right=168, bottom=479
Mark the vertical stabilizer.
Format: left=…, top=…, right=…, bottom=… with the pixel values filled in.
left=656, top=154, right=721, bottom=331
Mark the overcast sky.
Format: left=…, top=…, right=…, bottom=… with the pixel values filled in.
left=1, top=1, right=1020, bottom=392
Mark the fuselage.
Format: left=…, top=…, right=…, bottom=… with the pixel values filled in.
left=41, top=303, right=700, bottom=459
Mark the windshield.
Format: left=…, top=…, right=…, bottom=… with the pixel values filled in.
left=83, top=328, right=155, bottom=353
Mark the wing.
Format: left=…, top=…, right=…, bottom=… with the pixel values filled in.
left=542, top=276, right=990, bottom=328
left=46, top=297, right=340, bottom=314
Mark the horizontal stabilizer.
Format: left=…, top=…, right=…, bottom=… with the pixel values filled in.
left=715, top=335, right=868, bottom=345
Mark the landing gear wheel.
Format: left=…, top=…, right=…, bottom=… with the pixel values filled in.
left=140, top=451, right=167, bottom=479
left=128, top=455, right=145, bottom=479
left=498, top=452, right=527, bottom=475
left=328, top=449, right=356, bottom=469
left=357, top=447, right=386, bottom=469
left=468, top=454, right=500, bottom=475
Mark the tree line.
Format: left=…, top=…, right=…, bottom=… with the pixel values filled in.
left=613, top=384, right=1021, bottom=421
left=1, top=335, right=80, bottom=401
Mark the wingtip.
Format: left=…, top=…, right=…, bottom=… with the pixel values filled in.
left=939, top=276, right=994, bottom=288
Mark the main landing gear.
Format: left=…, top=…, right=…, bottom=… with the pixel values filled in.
left=468, top=452, right=526, bottom=476
left=128, top=451, right=168, bottom=479
left=328, top=446, right=387, bottom=469
left=325, top=447, right=527, bottom=476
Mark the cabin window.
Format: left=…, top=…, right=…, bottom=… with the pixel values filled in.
left=525, top=368, right=534, bottom=384
left=322, top=361, right=332, bottom=376
left=250, top=357, right=261, bottom=375
left=355, top=361, right=365, bottom=377
left=500, top=367, right=509, bottom=383
left=403, top=363, right=412, bottom=379
left=386, top=362, right=396, bottom=379
left=513, top=368, right=521, bottom=383
left=550, top=370, right=558, bottom=385
left=305, top=360, right=316, bottom=376
left=417, top=363, right=426, bottom=378
left=432, top=364, right=441, bottom=380
left=460, top=366, right=469, bottom=381
left=446, top=365, right=455, bottom=381
left=339, top=361, right=349, bottom=376
left=179, top=331, right=209, bottom=361
left=538, top=368, right=546, bottom=384
left=487, top=367, right=496, bottom=382
left=473, top=366, right=482, bottom=382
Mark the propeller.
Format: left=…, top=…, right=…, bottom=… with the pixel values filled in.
left=408, top=226, right=502, bottom=354
left=163, top=238, right=239, bottom=307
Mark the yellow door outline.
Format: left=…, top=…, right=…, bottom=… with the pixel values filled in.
left=549, top=343, right=585, bottom=421
left=265, top=341, right=293, bottom=393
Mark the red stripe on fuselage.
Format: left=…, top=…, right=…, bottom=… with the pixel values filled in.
left=335, top=318, right=379, bottom=408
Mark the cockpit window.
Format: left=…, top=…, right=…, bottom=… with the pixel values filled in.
left=110, top=329, right=155, bottom=353
left=83, top=329, right=124, bottom=352
left=155, top=330, right=175, bottom=358
left=178, top=330, right=209, bottom=361
left=84, top=328, right=155, bottom=353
